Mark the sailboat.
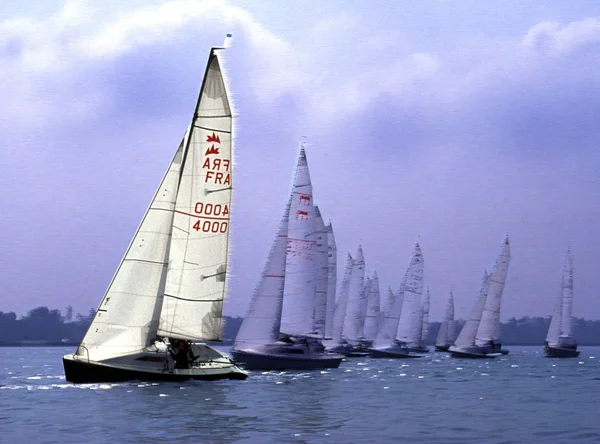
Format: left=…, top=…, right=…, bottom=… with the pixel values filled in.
left=411, top=287, right=431, bottom=353
left=544, top=248, right=580, bottom=358
left=63, top=37, right=248, bottom=382
left=326, top=253, right=354, bottom=354
left=370, top=243, right=424, bottom=358
left=449, top=235, right=510, bottom=359
left=361, top=271, right=381, bottom=347
left=231, top=148, right=343, bottom=370
left=435, top=291, right=455, bottom=352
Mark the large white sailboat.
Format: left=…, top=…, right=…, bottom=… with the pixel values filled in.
left=231, top=148, right=343, bottom=370
left=449, top=235, right=511, bottom=359
left=544, top=248, right=580, bottom=358
left=435, top=291, right=456, bottom=352
left=63, top=37, right=247, bottom=382
left=370, top=243, right=424, bottom=358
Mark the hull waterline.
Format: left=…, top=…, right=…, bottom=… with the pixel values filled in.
left=369, top=348, right=423, bottom=359
left=63, top=354, right=247, bottom=383
left=231, top=349, right=343, bottom=371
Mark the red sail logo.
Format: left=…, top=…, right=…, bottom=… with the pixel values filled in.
left=207, top=132, right=221, bottom=143
left=205, top=132, right=221, bottom=155
left=299, top=194, right=311, bottom=205
left=205, top=144, right=220, bottom=155
left=296, top=210, right=308, bottom=221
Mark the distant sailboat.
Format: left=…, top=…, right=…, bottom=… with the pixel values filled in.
left=435, top=291, right=455, bottom=352
left=544, top=249, right=580, bottom=358
left=327, top=253, right=353, bottom=352
left=63, top=37, right=247, bottom=382
left=449, top=235, right=511, bottom=359
left=370, top=243, right=424, bottom=358
left=362, top=271, right=381, bottom=346
left=231, top=148, right=343, bottom=370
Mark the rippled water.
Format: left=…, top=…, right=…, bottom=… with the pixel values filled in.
left=2, top=346, right=599, bottom=443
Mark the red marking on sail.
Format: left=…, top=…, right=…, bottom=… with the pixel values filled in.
left=298, top=194, right=311, bottom=205
left=206, top=132, right=221, bottom=144
left=205, top=144, right=220, bottom=155
left=296, top=210, right=308, bottom=221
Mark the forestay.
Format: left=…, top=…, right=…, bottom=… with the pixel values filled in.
left=280, top=149, right=317, bottom=336
left=158, top=49, right=233, bottom=341
left=234, top=201, right=291, bottom=350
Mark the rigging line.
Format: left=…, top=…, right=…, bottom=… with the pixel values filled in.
left=206, top=187, right=232, bottom=194
left=163, top=294, right=223, bottom=303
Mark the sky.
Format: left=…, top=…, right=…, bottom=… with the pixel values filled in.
left=1, top=0, right=600, bottom=323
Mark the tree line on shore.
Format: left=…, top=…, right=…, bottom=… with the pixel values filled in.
left=1, top=307, right=599, bottom=345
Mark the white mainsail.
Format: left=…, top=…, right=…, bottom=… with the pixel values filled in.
left=341, top=246, right=366, bottom=341
left=280, top=148, right=317, bottom=336
left=475, top=236, right=510, bottom=346
left=373, top=276, right=406, bottom=349
left=362, top=272, right=381, bottom=341
left=312, top=207, right=329, bottom=336
left=454, top=270, right=489, bottom=349
left=436, top=291, right=456, bottom=348
left=559, top=248, right=574, bottom=340
left=545, top=279, right=563, bottom=345
left=157, top=49, right=233, bottom=341
left=324, top=222, right=337, bottom=338
left=331, top=253, right=353, bottom=342
left=396, top=243, right=425, bottom=348
left=420, top=287, right=431, bottom=344
left=234, top=201, right=291, bottom=350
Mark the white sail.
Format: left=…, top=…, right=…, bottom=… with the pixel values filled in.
left=436, top=291, right=455, bottom=347
left=382, top=286, right=395, bottom=315
left=234, top=201, right=291, bottom=350
left=560, top=248, right=574, bottom=339
left=373, top=275, right=406, bottom=349
left=280, top=148, right=317, bottom=336
left=475, top=236, right=511, bottom=346
left=341, top=246, right=366, bottom=341
left=157, top=49, right=233, bottom=341
left=331, top=253, right=353, bottom=341
left=420, top=287, right=431, bottom=344
left=357, top=277, right=372, bottom=338
left=312, top=207, right=329, bottom=336
left=546, top=278, right=564, bottom=344
left=396, top=243, right=425, bottom=348
left=77, top=141, right=185, bottom=361
left=362, top=272, right=381, bottom=341
left=324, top=222, right=337, bottom=338
left=454, top=270, right=489, bottom=349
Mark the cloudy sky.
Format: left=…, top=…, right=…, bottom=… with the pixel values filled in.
left=2, top=0, right=600, bottom=323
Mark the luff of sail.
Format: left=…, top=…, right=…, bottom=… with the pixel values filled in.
left=234, top=201, right=291, bottom=350
left=475, top=236, right=510, bottom=347
left=362, top=272, right=381, bottom=341
left=454, top=270, right=489, bottom=349
left=77, top=140, right=185, bottom=361
left=157, top=48, right=233, bottom=341
left=280, top=148, right=317, bottom=336
left=312, top=207, right=329, bottom=336
left=341, top=246, right=366, bottom=342
left=324, top=222, right=337, bottom=338
left=331, top=253, right=353, bottom=342
left=396, top=243, right=424, bottom=348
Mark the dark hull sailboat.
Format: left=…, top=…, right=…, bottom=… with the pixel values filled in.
left=231, top=348, right=343, bottom=371
left=544, top=344, right=580, bottom=358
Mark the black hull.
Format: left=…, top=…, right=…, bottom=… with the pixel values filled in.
left=369, top=348, right=422, bottom=359
left=447, top=347, right=498, bottom=359
left=410, top=346, right=430, bottom=353
left=544, top=345, right=580, bottom=358
left=63, top=357, right=248, bottom=383
left=231, top=350, right=343, bottom=371
left=435, top=345, right=450, bottom=352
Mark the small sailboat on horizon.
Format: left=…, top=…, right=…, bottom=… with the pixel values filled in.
left=63, top=37, right=248, bottom=382
left=544, top=248, right=580, bottom=358
left=231, top=148, right=343, bottom=370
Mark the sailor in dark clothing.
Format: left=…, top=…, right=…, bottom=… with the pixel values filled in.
left=169, top=341, right=190, bottom=369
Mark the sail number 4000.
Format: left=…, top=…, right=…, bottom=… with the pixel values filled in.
left=193, top=220, right=228, bottom=233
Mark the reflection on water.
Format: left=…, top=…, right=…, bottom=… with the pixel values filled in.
left=1, top=347, right=600, bottom=443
